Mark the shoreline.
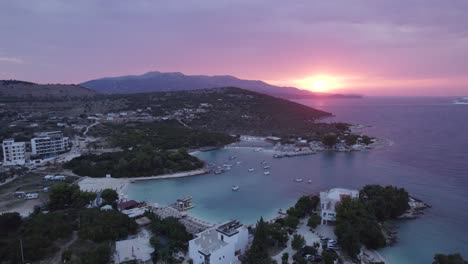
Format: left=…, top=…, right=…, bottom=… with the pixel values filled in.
left=77, top=168, right=209, bottom=195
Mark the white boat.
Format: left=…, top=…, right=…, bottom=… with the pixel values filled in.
left=248, top=168, right=255, bottom=172
left=254, top=148, right=263, bottom=152
left=295, top=178, right=303, bottom=182
left=264, top=171, right=270, bottom=175
left=263, top=166, right=270, bottom=169
left=261, top=160, right=268, bottom=164
left=214, top=169, right=223, bottom=174
left=232, top=185, right=239, bottom=191
left=308, top=179, right=312, bottom=184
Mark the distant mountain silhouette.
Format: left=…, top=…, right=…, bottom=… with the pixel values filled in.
left=81, top=71, right=361, bottom=98
left=0, top=80, right=96, bottom=98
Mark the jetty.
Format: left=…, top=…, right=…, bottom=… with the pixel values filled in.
left=171, top=196, right=195, bottom=211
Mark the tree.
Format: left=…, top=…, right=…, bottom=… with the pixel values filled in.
left=100, top=189, right=118, bottom=205
left=281, top=252, right=289, bottom=264
left=334, top=197, right=384, bottom=257
left=244, top=217, right=273, bottom=264
left=307, top=214, right=321, bottom=229
left=321, top=133, right=338, bottom=148
left=0, top=212, right=22, bottom=236
left=359, top=185, right=410, bottom=221
left=284, top=215, right=300, bottom=229
left=433, top=253, right=467, bottom=264
left=322, top=250, right=339, bottom=264
left=48, top=183, right=96, bottom=211
left=291, top=234, right=305, bottom=251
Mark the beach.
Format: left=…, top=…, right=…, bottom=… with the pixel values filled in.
left=77, top=168, right=209, bottom=195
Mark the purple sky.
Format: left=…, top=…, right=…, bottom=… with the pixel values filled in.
left=1, top=0, right=468, bottom=96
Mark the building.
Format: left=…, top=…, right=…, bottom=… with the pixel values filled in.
left=2, top=139, right=26, bottom=166
left=31, top=131, right=69, bottom=156
left=189, top=220, right=249, bottom=264
left=320, top=188, right=359, bottom=224
left=114, top=233, right=154, bottom=264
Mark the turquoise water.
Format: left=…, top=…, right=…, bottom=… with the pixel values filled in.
left=127, top=97, right=468, bottom=263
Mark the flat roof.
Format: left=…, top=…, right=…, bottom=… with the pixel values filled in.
left=193, top=228, right=228, bottom=256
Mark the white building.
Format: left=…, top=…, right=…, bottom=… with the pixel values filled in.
left=189, top=220, right=249, bottom=264
left=31, top=131, right=69, bottom=156
left=320, top=188, right=359, bottom=224
left=2, top=139, right=26, bottom=166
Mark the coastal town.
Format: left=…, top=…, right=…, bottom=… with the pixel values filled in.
left=0, top=88, right=435, bottom=264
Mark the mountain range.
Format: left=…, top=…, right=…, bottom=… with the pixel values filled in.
left=80, top=71, right=361, bottom=99
left=0, top=80, right=96, bottom=98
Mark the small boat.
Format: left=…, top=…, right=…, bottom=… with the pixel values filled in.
left=295, top=178, right=303, bottom=182
left=248, top=168, right=255, bottom=172
left=308, top=179, right=312, bottom=184
left=214, top=169, right=223, bottom=174
left=236, top=161, right=242, bottom=165
left=232, top=185, right=239, bottom=191
left=261, top=160, right=268, bottom=164
left=229, top=156, right=237, bottom=160
left=264, top=171, right=270, bottom=175
left=263, top=166, right=270, bottom=169
left=254, top=148, right=262, bottom=152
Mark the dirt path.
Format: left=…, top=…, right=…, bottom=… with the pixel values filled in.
left=48, top=231, right=78, bottom=264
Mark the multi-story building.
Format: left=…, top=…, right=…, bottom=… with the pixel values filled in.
left=189, top=220, right=249, bottom=264
left=31, top=131, right=69, bottom=156
left=2, top=139, right=26, bottom=166
left=320, top=188, right=359, bottom=224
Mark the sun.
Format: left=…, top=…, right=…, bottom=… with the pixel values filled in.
left=312, top=79, right=329, bottom=92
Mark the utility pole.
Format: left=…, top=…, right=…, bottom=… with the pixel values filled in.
left=20, top=238, right=25, bottom=264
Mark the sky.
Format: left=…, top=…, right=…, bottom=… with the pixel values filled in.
left=1, top=0, right=468, bottom=96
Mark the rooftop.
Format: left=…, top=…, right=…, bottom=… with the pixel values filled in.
left=193, top=228, right=228, bottom=256
left=216, top=220, right=242, bottom=237
left=320, top=188, right=359, bottom=201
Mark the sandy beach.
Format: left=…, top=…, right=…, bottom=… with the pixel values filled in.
left=77, top=168, right=209, bottom=195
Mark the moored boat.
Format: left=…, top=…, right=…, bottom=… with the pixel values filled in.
left=232, top=185, right=239, bottom=191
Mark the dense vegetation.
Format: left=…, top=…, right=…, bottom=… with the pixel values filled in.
left=359, top=185, right=410, bottom=222
left=0, top=183, right=137, bottom=263
left=90, top=121, right=238, bottom=150
left=244, top=217, right=287, bottom=264
left=146, top=213, right=193, bottom=263
left=334, top=185, right=410, bottom=258
left=64, top=147, right=204, bottom=177
left=433, top=253, right=467, bottom=264
left=244, top=196, right=320, bottom=264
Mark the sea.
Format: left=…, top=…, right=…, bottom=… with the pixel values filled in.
left=126, top=97, right=468, bottom=263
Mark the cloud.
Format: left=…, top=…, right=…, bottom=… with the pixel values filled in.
left=0, top=57, right=24, bottom=64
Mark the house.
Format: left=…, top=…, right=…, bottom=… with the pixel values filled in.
left=2, top=138, right=26, bottom=166
left=114, top=233, right=154, bottom=264
left=320, top=188, right=359, bottom=224
left=189, top=220, right=249, bottom=264
left=117, top=200, right=141, bottom=211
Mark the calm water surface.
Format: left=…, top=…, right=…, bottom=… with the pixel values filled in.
left=127, top=97, right=468, bottom=263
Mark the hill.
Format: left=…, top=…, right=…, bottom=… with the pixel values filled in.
left=80, top=71, right=360, bottom=99
left=0, top=80, right=96, bottom=98
left=95, top=87, right=335, bottom=137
